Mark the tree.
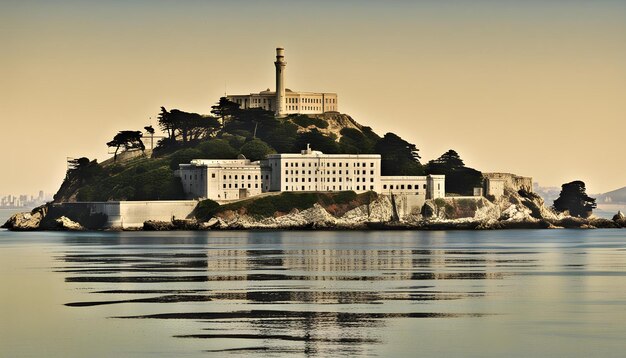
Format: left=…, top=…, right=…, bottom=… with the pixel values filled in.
left=66, top=157, right=103, bottom=182
left=169, top=148, right=203, bottom=170
left=157, top=107, right=220, bottom=147
left=339, top=127, right=376, bottom=154
left=374, top=133, right=424, bottom=175
left=196, top=139, right=239, bottom=159
left=157, top=107, right=175, bottom=140
left=553, top=180, right=597, bottom=218
left=425, top=150, right=482, bottom=195
left=295, top=129, right=340, bottom=154
left=211, top=97, right=240, bottom=125
left=240, top=138, right=276, bottom=161
left=106, top=130, right=145, bottom=161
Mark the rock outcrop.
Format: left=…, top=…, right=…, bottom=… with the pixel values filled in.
left=1, top=206, right=48, bottom=231
left=55, top=216, right=84, bottom=231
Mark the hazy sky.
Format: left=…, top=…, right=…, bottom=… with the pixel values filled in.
left=1, top=0, right=625, bottom=196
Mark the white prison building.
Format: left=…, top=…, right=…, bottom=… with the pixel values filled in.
left=226, top=48, right=338, bottom=116
left=178, top=145, right=445, bottom=203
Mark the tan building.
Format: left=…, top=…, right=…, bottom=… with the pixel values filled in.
left=178, top=145, right=446, bottom=203
left=226, top=48, right=338, bottom=116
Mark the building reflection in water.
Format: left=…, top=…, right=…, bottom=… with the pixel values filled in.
left=61, top=241, right=531, bottom=356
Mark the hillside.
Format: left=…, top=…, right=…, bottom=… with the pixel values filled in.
left=52, top=103, right=432, bottom=203
left=596, top=186, right=626, bottom=204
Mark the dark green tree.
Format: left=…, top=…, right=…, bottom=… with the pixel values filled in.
left=169, top=148, right=203, bottom=170
left=425, top=150, right=482, bottom=195
left=374, top=133, right=424, bottom=175
left=211, top=97, right=241, bottom=125
left=196, top=139, right=239, bottom=159
left=553, top=180, right=597, bottom=218
left=295, top=129, right=340, bottom=154
left=240, top=138, right=276, bottom=161
left=339, top=127, right=377, bottom=154
left=106, top=130, right=145, bottom=161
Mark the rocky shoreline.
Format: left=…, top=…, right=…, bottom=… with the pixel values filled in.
left=3, top=191, right=625, bottom=232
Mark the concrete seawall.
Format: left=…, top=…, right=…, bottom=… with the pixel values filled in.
left=60, top=200, right=198, bottom=229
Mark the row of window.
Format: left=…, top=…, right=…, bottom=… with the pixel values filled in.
left=285, top=161, right=375, bottom=168
left=283, top=97, right=336, bottom=104
left=223, top=183, right=260, bottom=189
left=285, top=170, right=375, bottom=175
left=382, top=184, right=427, bottom=190
left=223, top=174, right=260, bottom=180
left=285, top=185, right=374, bottom=191
left=285, top=177, right=375, bottom=183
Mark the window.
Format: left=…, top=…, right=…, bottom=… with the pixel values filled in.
left=248, top=183, right=251, bottom=188
left=211, top=173, right=215, bottom=178
left=423, top=184, right=427, bottom=189
left=390, top=185, right=394, bottom=189
left=285, top=170, right=288, bottom=175
left=356, top=178, right=360, bottom=182
left=408, top=185, right=412, bottom=189
left=223, top=175, right=227, bottom=179
left=235, top=183, right=238, bottom=188
left=370, top=185, right=374, bottom=190
left=383, top=185, right=387, bottom=189
left=370, top=170, right=374, bottom=175
left=248, top=175, right=251, bottom=180
left=255, top=175, right=258, bottom=180
left=229, top=184, right=232, bottom=188
left=255, top=183, right=258, bottom=188
left=370, top=163, right=374, bottom=167
left=370, top=178, right=374, bottom=182
left=235, top=175, right=238, bottom=180
left=223, top=184, right=226, bottom=188
left=401, top=185, right=405, bottom=189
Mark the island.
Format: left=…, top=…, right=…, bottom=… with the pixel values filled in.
left=3, top=48, right=625, bottom=231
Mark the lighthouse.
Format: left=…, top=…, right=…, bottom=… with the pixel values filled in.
left=274, top=47, right=286, bottom=117
left=226, top=47, right=338, bottom=115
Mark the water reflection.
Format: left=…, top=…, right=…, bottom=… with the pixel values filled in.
left=56, top=239, right=537, bottom=356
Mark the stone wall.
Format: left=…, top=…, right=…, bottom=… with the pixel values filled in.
left=483, top=173, right=533, bottom=193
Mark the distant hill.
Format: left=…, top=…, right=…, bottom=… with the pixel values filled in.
left=596, top=186, right=626, bottom=204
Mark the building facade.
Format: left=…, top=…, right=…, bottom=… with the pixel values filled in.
left=178, top=158, right=266, bottom=201
left=178, top=145, right=445, bottom=203
left=226, top=48, right=338, bottom=116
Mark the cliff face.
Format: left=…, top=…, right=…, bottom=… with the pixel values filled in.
left=290, top=113, right=368, bottom=140
left=200, top=188, right=624, bottom=230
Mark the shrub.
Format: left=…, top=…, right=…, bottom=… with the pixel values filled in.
left=169, top=148, right=203, bottom=170
left=193, top=199, right=221, bottom=221
left=292, top=115, right=328, bottom=129
left=196, top=139, right=238, bottom=159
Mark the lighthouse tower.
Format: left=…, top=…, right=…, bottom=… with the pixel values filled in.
left=274, top=47, right=286, bottom=117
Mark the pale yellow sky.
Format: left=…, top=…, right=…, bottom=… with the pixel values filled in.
left=1, top=0, right=625, bottom=196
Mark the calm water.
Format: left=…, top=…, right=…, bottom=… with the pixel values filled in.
left=1, top=229, right=626, bottom=357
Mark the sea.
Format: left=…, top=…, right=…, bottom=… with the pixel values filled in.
left=1, top=220, right=626, bottom=357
